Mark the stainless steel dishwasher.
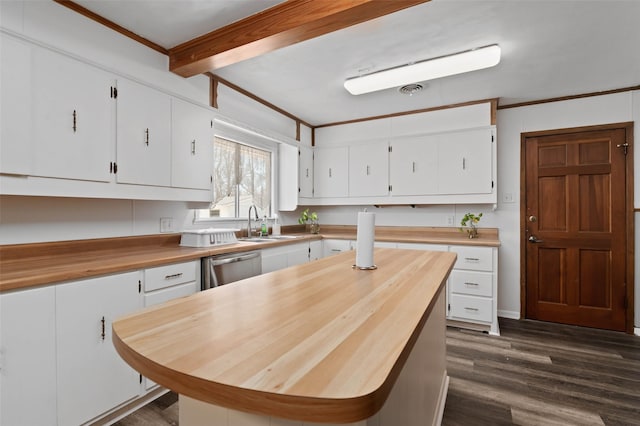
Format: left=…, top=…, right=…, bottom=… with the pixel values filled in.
left=202, top=251, right=262, bottom=289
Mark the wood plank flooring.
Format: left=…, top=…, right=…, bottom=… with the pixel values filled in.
left=115, top=318, right=640, bottom=426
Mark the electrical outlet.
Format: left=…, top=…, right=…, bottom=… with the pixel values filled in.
left=160, top=217, right=173, bottom=233
left=503, top=192, right=514, bottom=203
left=446, top=215, right=455, bottom=226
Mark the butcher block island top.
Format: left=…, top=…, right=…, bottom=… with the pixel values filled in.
left=113, top=248, right=456, bottom=424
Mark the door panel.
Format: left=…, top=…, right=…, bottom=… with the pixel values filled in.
left=524, top=127, right=628, bottom=331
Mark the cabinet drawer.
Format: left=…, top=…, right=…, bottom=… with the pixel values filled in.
left=144, top=281, right=198, bottom=307
left=145, top=261, right=197, bottom=292
left=450, top=246, right=493, bottom=271
left=449, top=270, right=493, bottom=297
left=449, top=294, right=492, bottom=323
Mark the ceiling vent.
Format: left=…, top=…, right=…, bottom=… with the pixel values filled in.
left=398, top=83, right=423, bottom=96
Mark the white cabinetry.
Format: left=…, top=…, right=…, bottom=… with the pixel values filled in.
left=314, top=147, right=348, bottom=198
left=309, top=240, right=323, bottom=261
left=322, top=239, right=354, bottom=257
left=116, top=78, right=172, bottom=186
left=447, top=245, right=498, bottom=335
left=261, top=242, right=311, bottom=274
left=56, top=272, right=142, bottom=426
left=349, top=142, right=389, bottom=196
left=0, top=34, right=32, bottom=176
left=143, top=261, right=199, bottom=389
left=389, top=134, right=438, bottom=196
left=32, top=47, right=113, bottom=182
left=0, top=286, right=57, bottom=426
left=438, top=128, right=493, bottom=195
left=298, top=146, right=314, bottom=199
left=171, top=98, right=213, bottom=190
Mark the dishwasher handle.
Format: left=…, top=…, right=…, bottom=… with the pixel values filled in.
left=209, top=251, right=261, bottom=266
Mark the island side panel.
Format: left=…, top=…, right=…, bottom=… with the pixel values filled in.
left=178, top=289, right=447, bottom=426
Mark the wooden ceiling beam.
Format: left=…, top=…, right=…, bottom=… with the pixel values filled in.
left=168, top=0, right=430, bottom=78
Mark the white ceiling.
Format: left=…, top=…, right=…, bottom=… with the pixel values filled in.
left=74, top=0, right=640, bottom=126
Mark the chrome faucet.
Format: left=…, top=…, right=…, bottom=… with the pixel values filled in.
left=247, top=204, right=259, bottom=237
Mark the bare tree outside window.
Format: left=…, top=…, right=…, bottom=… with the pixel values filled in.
left=206, top=137, right=271, bottom=218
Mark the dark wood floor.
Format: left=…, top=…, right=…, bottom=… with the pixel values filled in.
left=116, top=318, right=640, bottom=426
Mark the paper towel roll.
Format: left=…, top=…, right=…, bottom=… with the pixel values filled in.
left=356, top=211, right=376, bottom=268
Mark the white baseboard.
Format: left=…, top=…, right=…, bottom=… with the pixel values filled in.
left=635, top=327, right=640, bottom=337
left=497, top=310, right=520, bottom=320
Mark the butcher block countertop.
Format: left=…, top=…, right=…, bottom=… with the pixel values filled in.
left=0, top=226, right=497, bottom=292
left=112, top=248, right=457, bottom=423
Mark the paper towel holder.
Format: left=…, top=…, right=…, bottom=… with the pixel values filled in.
left=352, top=264, right=378, bottom=270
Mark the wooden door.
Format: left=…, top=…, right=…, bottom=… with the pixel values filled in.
left=523, top=125, right=631, bottom=331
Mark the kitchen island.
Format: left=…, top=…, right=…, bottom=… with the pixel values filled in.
left=113, top=248, right=456, bottom=425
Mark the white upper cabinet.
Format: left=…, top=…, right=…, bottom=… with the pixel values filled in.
left=171, top=98, right=213, bottom=190
left=438, top=128, right=493, bottom=195
left=349, top=141, right=389, bottom=197
left=32, top=47, right=113, bottom=182
left=298, top=145, right=314, bottom=198
left=314, top=146, right=348, bottom=198
left=389, top=134, right=438, bottom=196
left=116, top=78, right=171, bottom=187
left=0, top=34, right=32, bottom=176
left=278, top=142, right=299, bottom=211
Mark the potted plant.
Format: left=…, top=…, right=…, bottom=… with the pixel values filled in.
left=298, top=208, right=319, bottom=234
left=459, top=212, right=482, bottom=239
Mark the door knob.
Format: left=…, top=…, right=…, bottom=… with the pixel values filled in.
left=528, top=235, right=544, bottom=243
left=528, top=215, right=537, bottom=222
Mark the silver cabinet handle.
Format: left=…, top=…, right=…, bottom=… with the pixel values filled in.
left=145, top=128, right=149, bottom=146
left=412, top=162, right=416, bottom=173
left=462, top=157, right=466, bottom=170
left=464, top=307, right=479, bottom=312
left=366, top=165, right=370, bottom=175
left=464, top=282, right=479, bottom=286
left=164, top=273, right=183, bottom=280
left=101, top=316, right=106, bottom=340
left=191, top=140, right=196, bottom=155
left=528, top=236, right=544, bottom=243
left=306, top=168, right=309, bottom=178
left=329, top=168, right=332, bottom=178
left=73, top=110, right=77, bottom=133
left=464, top=257, right=480, bottom=262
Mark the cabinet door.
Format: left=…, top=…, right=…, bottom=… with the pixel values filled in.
left=287, top=242, right=310, bottom=267
left=314, top=147, right=348, bottom=198
left=279, top=143, right=299, bottom=211
left=389, top=134, right=438, bottom=196
left=32, top=48, right=113, bottom=182
left=56, top=272, right=141, bottom=426
left=116, top=78, right=171, bottom=186
left=349, top=142, right=389, bottom=196
left=322, top=239, right=353, bottom=257
left=171, top=98, right=213, bottom=190
left=0, top=286, right=57, bottom=425
left=438, top=128, right=493, bottom=194
left=309, top=240, right=323, bottom=261
left=1, top=34, right=32, bottom=175
left=298, top=146, right=314, bottom=198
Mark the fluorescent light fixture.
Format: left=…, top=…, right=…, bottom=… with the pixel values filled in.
left=344, top=44, right=501, bottom=95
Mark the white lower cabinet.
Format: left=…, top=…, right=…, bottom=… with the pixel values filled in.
left=310, top=240, right=323, bottom=261
left=56, top=271, right=142, bottom=426
left=143, top=261, right=199, bottom=390
left=262, top=242, right=311, bottom=274
left=447, top=245, right=499, bottom=335
left=0, top=286, right=57, bottom=426
left=322, top=239, right=354, bottom=257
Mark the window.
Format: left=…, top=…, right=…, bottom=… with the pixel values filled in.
left=200, top=136, right=272, bottom=219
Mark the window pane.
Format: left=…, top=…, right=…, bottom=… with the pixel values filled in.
left=210, top=138, right=238, bottom=218
left=205, top=137, right=272, bottom=219
left=239, top=144, right=271, bottom=218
